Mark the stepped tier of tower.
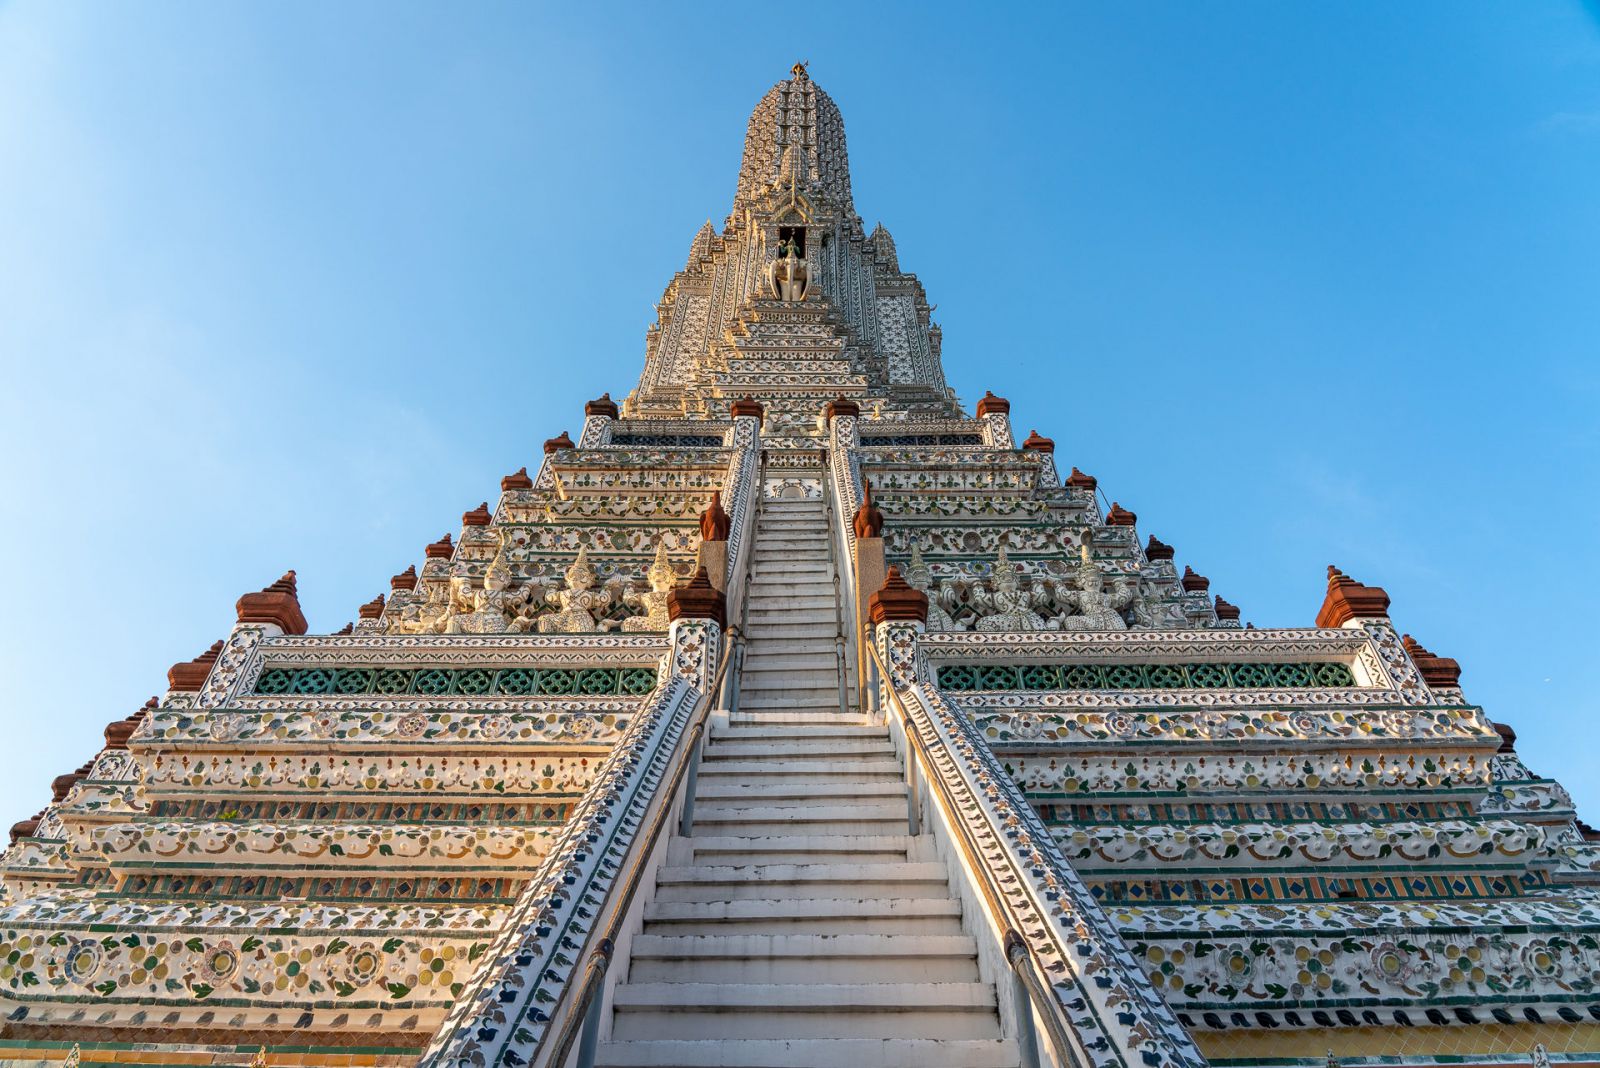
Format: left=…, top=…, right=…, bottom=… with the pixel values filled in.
left=1, top=63, right=1597, bottom=1068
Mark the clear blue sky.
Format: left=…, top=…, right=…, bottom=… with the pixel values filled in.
left=2, top=3, right=1597, bottom=825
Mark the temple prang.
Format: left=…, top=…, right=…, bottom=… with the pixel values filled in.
left=0, top=65, right=1593, bottom=1068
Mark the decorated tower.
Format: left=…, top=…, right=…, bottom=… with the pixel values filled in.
left=2, top=65, right=1595, bottom=1068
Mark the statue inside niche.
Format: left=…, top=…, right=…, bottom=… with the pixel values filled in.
left=538, top=547, right=618, bottom=633
left=768, top=237, right=810, bottom=302
left=446, top=535, right=536, bottom=635
left=622, top=540, right=677, bottom=632
left=974, top=545, right=1047, bottom=631
left=1053, top=542, right=1138, bottom=632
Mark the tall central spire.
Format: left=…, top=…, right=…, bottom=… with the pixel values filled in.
left=626, top=66, right=956, bottom=436
left=731, top=62, right=856, bottom=220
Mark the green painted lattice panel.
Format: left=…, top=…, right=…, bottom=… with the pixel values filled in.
left=254, top=665, right=658, bottom=697
left=937, top=660, right=1356, bottom=691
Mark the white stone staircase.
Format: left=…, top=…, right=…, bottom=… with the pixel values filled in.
left=595, top=493, right=1018, bottom=1068
left=738, top=497, right=847, bottom=716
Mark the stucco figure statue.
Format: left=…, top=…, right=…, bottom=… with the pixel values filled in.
left=388, top=579, right=452, bottom=634
left=974, top=546, right=1047, bottom=631
left=538, top=547, right=617, bottom=633
left=905, top=540, right=966, bottom=632
left=622, top=541, right=677, bottom=632
left=446, top=536, right=534, bottom=634
left=1053, top=542, right=1137, bottom=631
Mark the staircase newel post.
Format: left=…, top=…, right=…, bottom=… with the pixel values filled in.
left=975, top=390, right=1015, bottom=449
left=869, top=569, right=928, bottom=838
left=667, top=569, right=727, bottom=838
left=1005, top=931, right=1045, bottom=1068
left=579, top=392, right=619, bottom=447
left=824, top=396, right=868, bottom=715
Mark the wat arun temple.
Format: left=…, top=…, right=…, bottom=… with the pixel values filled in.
left=2, top=65, right=1596, bottom=1068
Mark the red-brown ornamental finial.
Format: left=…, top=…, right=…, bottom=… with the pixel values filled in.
left=51, top=762, right=91, bottom=803
left=391, top=565, right=418, bottom=592
left=104, top=703, right=148, bottom=750
left=1316, top=565, right=1391, bottom=628
left=1021, top=430, right=1054, bottom=453
left=585, top=393, right=620, bottom=419
left=1402, top=635, right=1462, bottom=688
left=1492, top=721, right=1517, bottom=753
left=729, top=396, right=765, bottom=424
left=699, top=491, right=731, bottom=542
left=975, top=391, right=1010, bottom=418
left=667, top=566, right=727, bottom=628
left=462, top=503, right=491, bottom=527
left=868, top=566, right=929, bottom=625
left=543, top=431, right=575, bottom=455
left=1065, top=467, right=1097, bottom=490
left=332, top=622, right=353, bottom=635
left=235, top=571, right=308, bottom=635
left=9, top=811, right=43, bottom=844
left=358, top=594, right=386, bottom=620
left=425, top=533, right=454, bottom=559
left=501, top=466, right=533, bottom=491
left=1214, top=595, right=1240, bottom=621
left=1182, top=566, right=1210, bottom=593
left=1144, top=535, right=1174, bottom=562
left=823, top=395, right=860, bottom=420
left=167, top=640, right=224, bottom=693
left=853, top=483, right=885, bottom=540
left=1105, top=502, right=1137, bottom=527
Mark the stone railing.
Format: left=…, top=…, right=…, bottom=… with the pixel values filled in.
left=873, top=620, right=1209, bottom=1068
left=417, top=618, right=722, bottom=1067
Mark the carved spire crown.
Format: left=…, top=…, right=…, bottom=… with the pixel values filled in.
left=732, top=65, right=855, bottom=219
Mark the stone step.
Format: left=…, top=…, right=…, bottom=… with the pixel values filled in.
left=595, top=1037, right=1021, bottom=1068
left=689, top=812, right=908, bottom=838
left=697, top=760, right=903, bottom=781
left=702, top=736, right=892, bottom=754
left=736, top=693, right=844, bottom=711
left=609, top=982, right=1001, bottom=1040
left=744, top=618, right=836, bottom=632
left=689, top=796, right=907, bottom=817
left=693, top=785, right=908, bottom=811
left=737, top=660, right=837, bottom=673
left=754, top=532, right=829, bottom=544
left=742, top=623, right=839, bottom=639
left=682, top=834, right=920, bottom=865
left=712, top=724, right=887, bottom=741
left=641, top=896, right=964, bottom=936
left=746, top=561, right=831, bottom=576
left=755, top=519, right=829, bottom=528
left=727, top=712, right=871, bottom=728
left=704, top=748, right=889, bottom=764
left=652, top=862, right=950, bottom=903
left=739, top=626, right=838, bottom=642
left=726, top=656, right=840, bottom=676
left=703, top=741, right=893, bottom=760
left=736, top=681, right=838, bottom=697
left=744, top=599, right=833, bottom=612
left=748, top=576, right=835, bottom=592
left=625, top=932, right=981, bottom=983
left=744, top=593, right=837, bottom=610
